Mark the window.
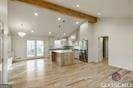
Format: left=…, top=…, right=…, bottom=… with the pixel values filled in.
left=27, top=40, right=35, bottom=57
left=27, top=40, right=44, bottom=57
left=36, top=40, right=44, bottom=56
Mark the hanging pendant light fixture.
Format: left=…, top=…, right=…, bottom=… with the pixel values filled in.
left=18, top=24, right=26, bottom=37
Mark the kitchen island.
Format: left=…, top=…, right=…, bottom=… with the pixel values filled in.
left=50, top=50, right=75, bottom=66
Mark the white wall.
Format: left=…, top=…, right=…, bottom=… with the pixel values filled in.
left=93, top=18, right=133, bottom=71
left=77, top=18, right=133, bottom=71
left=12, top=35, right=54, bottom=59
left=79, top=22, right=94, bottom=61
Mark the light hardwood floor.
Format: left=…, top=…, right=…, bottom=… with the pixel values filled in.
left=10, top=59, right=133, bottom=88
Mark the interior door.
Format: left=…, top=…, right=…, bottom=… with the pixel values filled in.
left=98, top=37, right=103, bottom=62
left=98, top=36, right=108, bottom=64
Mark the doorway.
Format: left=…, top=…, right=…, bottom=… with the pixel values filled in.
left=98, top=36, right=109, bottom=64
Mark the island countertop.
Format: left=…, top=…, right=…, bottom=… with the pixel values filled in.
left=51, top=50, right=74, bottom=53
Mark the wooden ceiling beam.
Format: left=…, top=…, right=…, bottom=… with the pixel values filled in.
left=15, top=0, right=97, bottom=23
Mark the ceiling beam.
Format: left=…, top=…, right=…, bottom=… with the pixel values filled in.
left=15, top=0, right=97, bottom=23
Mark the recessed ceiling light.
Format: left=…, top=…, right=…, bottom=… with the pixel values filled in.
left=64, top=33, right=66, bottom=35
left=97, top=12, right=101, bottom=16
left=49, top=32, right=51, bottom=34
left=34, top=13, right=38, bottom=16
left=58, top=17, right=61, bottom=21
left=76, top=4, right=79, bottom=8
left=76, top=21, right=79, bottom=24
left=31, top=30, right=34, bottom=33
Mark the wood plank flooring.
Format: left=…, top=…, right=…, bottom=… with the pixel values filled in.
left=10, top=59, right=133, bottom=88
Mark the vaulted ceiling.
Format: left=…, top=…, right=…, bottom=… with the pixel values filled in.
left=8, top=0, right=133, bottom=37
left=47, top=0, right=133, bottom=18
left=8, top=1, right=84, bottom=38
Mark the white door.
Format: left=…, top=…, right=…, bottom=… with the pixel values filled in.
left=98, top=37, right=103, bottom=62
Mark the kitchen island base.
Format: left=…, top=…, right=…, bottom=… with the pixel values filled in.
left=51, top=50, right=74, bottom=66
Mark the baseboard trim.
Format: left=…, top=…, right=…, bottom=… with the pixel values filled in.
left=13, top=57, right=50, bottom=63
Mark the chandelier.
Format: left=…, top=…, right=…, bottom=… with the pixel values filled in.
left=18, top=32, right=26, bottom=37
left=18, top=24, right=26, bottom=37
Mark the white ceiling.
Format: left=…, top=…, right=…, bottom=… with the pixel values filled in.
left=8, top=1, right=83, bottom=38
left=9, top=0, right=133, bottom=37
left=47, top=0, right=133, bottom=18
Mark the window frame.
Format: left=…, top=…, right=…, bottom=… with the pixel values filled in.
left=26, top=40, right=44, bottom=58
